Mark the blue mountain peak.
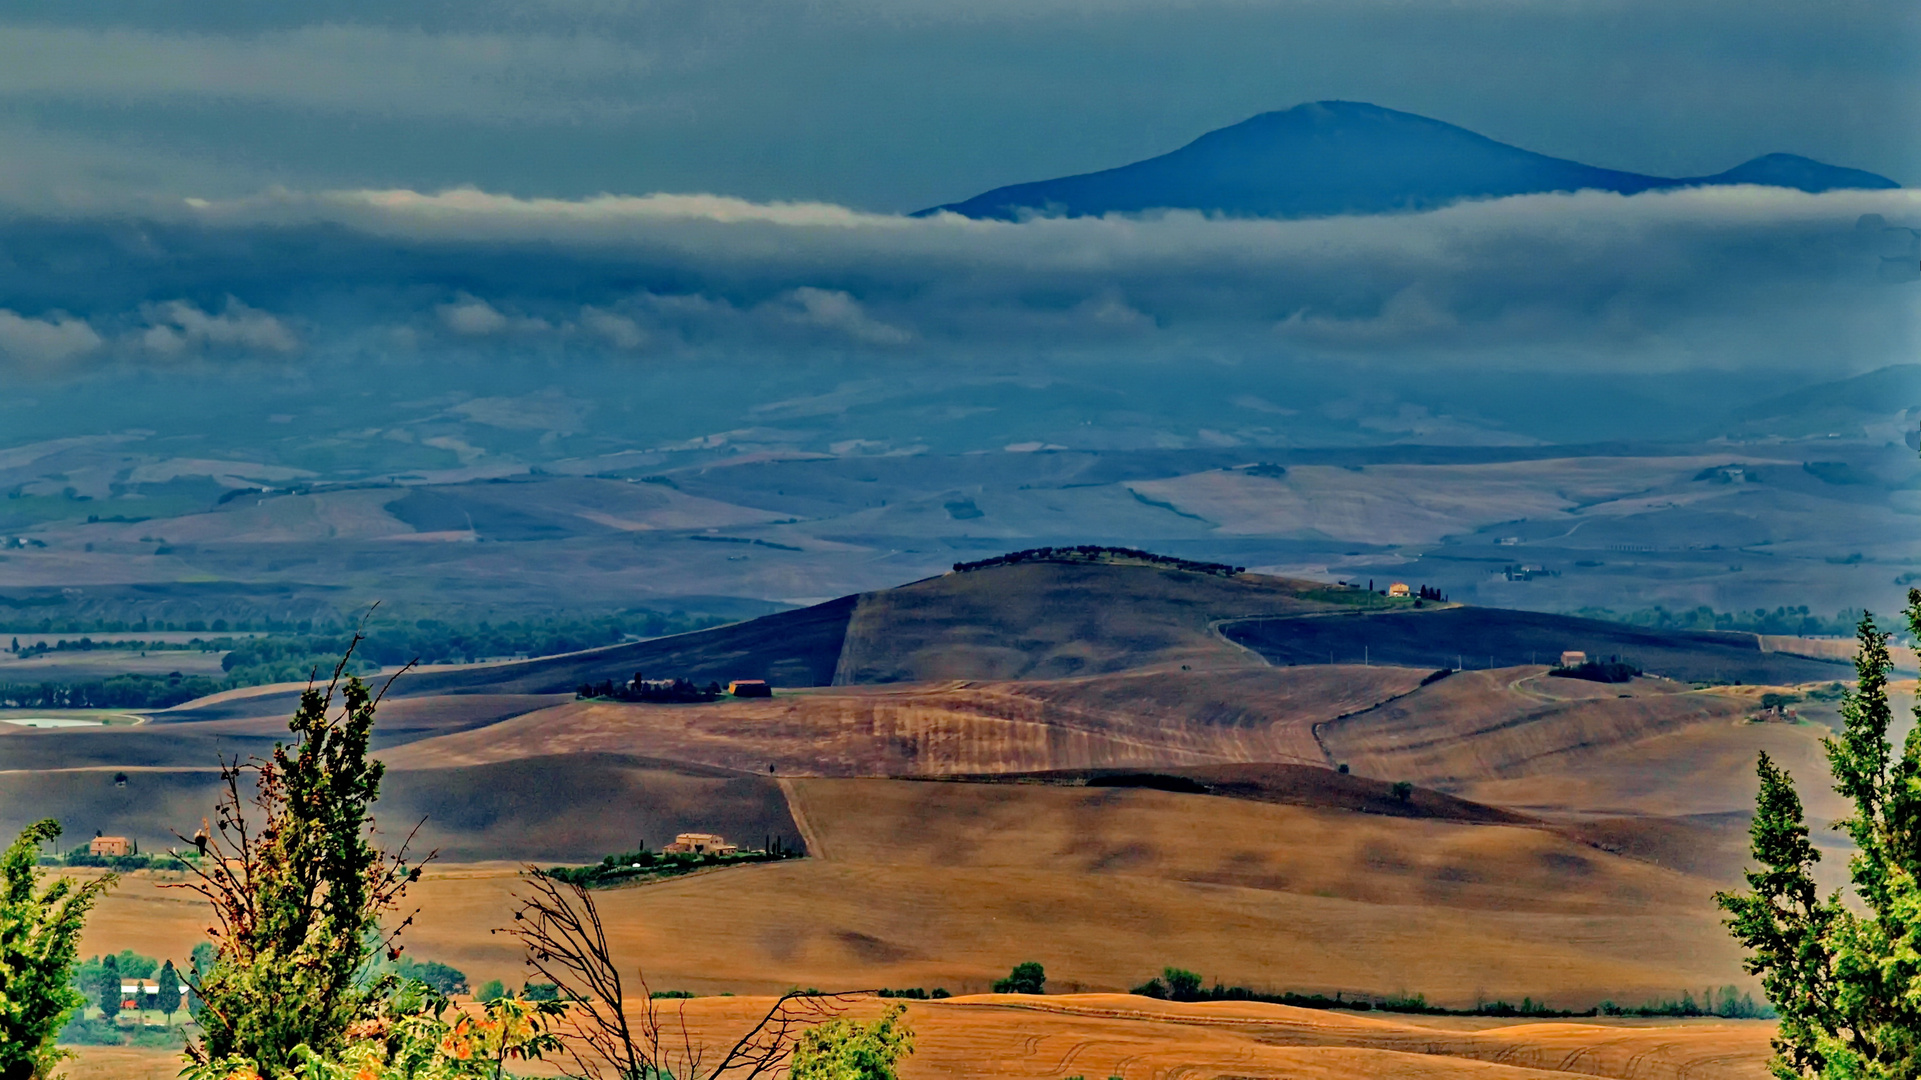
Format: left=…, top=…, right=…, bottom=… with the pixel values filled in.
left=920, top=101, right=1898, bottom=220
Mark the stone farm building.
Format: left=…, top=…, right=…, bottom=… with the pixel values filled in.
left=664, top=832, right=739, bottom=855
left=89, top=836, right=132, bottom=857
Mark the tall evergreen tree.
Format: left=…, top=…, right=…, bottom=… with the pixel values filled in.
left=156, top=959, right=182, bottom=1022
left=1717, top=590, right=1921, bottom=1078
left=96, top=953, right=120, bottom=1021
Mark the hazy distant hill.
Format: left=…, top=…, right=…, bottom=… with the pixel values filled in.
left=1727, top=362, right=1921, bottom=440
left=922, top=101, right=1899, bottom=220
left=294, top=554, right=1846, bottom=697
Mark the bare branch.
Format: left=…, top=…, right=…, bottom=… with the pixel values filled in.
left=496, top=868, right=860, bottom=1079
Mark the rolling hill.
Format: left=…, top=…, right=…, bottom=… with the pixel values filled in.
left=921, top=100, right=1899, bottom=220
left=150, top=555, right=1841, bottom=708
left=26, top=548, right=1877, bottom=1079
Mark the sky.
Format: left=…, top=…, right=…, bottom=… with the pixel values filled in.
left=0, top=0, right=1914, bottom=441
left=0, top=0, right=1914, bottom=211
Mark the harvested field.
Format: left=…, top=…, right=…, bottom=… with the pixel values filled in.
left=1318, top=668, right=1755, bottom=787
left=964, top=762, right=1536, bottom=825
left=783, top=779, right=1692, bottom=915
left=1448, top=706, right=1847, bottom=821
left=60, top=994, right=1775, bottom=1080
left=68, top=776, right=1756, bottom=1010
left=379, top=666, right=1430, bottom=776
left=1, top=754, right=798, bottom=865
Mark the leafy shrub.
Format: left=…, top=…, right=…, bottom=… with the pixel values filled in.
left=388, top=957, right=469, bottom=996
left=992, top=962, right=1046, bottom=995
left=186, top=993, right=564, bottom=1080
left=789, top=1003, right=914, bottom=1080
left=0, top=819, right=115, bottom=1079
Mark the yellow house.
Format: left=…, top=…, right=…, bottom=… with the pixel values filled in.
left=1387, top=582, right=1411, bottom=598
left=1559, top=650, right=1588, bottom=668
left=89, top=836, right=132, bottom=857
left=663, top=832, right=739, bottom=856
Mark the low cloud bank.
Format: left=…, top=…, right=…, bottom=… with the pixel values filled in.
left=0, top=184, right=1913, bottom=374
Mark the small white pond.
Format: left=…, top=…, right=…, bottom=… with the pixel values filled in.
left=2, top=717, right=109, bottom=728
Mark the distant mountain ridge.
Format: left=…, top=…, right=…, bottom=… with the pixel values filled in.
left=920, top=101, right=1899, bottom=221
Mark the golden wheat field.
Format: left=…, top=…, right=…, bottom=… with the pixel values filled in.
left=74, top=773, right=1757, bottom=1005
left=63, top=993, right=1776, bottom=1080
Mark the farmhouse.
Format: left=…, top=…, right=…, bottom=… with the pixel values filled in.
left=1387, top=582, right=1411, bottom=597
left=727, top=679, right=772, bottom=698
left=1559, top=650, right=1588, bottom=668
left=120, top=979, right=186, bottom=1010
left=664, top=832, right=739, bottom=855
left=89, top=835, right=132, bottom=857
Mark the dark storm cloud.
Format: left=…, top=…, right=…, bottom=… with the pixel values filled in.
left=0, top=0, right=1910, bottom=210
left=0, top=185, right=1912, bottom=374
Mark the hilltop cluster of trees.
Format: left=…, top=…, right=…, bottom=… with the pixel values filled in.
left=953, top=546, right=1243, bottom=577
left=1549, top=657, right=1642, bottom=684
left=576, top=676, right=721, bottom=704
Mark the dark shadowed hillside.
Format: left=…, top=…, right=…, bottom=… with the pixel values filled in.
left=1221, top=606, right=1848, bottom=684
left=381, top=595, right=857, bottom=697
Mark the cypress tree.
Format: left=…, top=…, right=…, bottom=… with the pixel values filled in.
left=157, top=959, right=182, bottom=1021
left=1717, top=591, right=1921, bottom=1078
left=97, top=953, right=120, bottom=1021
